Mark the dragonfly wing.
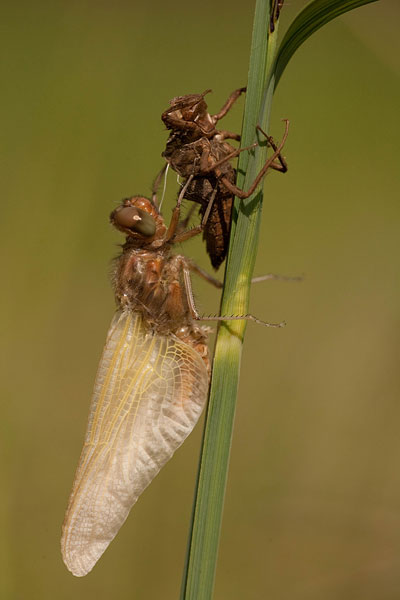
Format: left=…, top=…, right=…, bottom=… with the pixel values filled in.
left=61, top=310, right=208, bottom=577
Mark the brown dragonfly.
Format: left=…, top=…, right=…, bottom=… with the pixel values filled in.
left=60, top=179, right=283, bottom=577
left=160, top=88, right=288, bottom=268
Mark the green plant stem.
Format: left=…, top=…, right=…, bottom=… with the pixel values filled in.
left=180, top=1, right=379, bottom=599
left=179, top=2, right=280, bottom=599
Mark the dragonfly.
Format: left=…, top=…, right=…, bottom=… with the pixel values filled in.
left=61, top=178, right=284, bottom=577
left=160, top=88, right=288, bottom=269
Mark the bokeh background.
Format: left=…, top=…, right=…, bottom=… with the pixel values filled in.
left=2, top=1, right=399, bottom=598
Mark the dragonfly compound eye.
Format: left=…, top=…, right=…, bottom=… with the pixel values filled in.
left=112, top=206, right=156, bottom=237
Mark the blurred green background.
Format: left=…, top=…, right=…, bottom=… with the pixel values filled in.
left=2, top=1, right=399, bottom=598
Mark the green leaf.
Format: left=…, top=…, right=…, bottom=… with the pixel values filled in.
left=273, top=0, right=379, bottom=87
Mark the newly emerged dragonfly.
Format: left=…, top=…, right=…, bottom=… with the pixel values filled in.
left=61, top=179, right=283, bottom=577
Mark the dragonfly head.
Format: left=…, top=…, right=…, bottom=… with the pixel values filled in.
left=163, top=90, right=214, bottom=135
left=110, top=197, right=166, bottom=244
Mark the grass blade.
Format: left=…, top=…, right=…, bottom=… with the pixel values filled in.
left=273, top=0, right=379, bottom=87
left=180, top=2, right=281, bottom=599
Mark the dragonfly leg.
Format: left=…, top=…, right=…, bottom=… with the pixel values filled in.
left=212, top=87, right=246, bottom=123
left=181, top=264, right=285, bottom=328
left=218, top=119, right=289, bottom=199
left=188, top=262, right=303, bottom=289
left=172, top=183, right=219, bottom=244
left=188, top=260, right=223, bottom=289
left=151, top=164, right=168, bottom=207
left=165, top=175, right=195, bottom=242
left=251, top=273, right=304, bottom=284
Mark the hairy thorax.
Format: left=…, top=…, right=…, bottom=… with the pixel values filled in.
left=112, top=247, right=209, bottom=366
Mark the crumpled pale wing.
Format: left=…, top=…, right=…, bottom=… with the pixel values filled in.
left=61, top=310, right=208, bottom=577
